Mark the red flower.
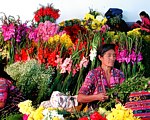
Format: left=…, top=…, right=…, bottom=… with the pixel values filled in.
left=141, top=118, right=150, bottom=120
left=14, top=53, right=21, bottom=62
left=34, top=4, right=60, bottom=23
left=102, top=37, right=105, bottom=45
left=90, top=111, right=107, bottom=120
left=47, top=50, right=57, bottom=67
left=21, top=49, right=28, bottom=62
left=78, top=116, right=89, bottom=120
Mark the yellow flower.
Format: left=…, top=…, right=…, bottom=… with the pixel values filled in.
left=106, top=104, right=140, bottom=120
left=60, top=33, right=73, bottom=48
left=48, top=35, right=60, bottom=45
left=33, top=106, right=44, bottom=120
left=144, top=35, right=150, bottom=42
left=101, top=17, right=107, bottom=25
left=84, top=13, right=94, bottom=20
left=91, top=19, right=101, bottom=30
left=59, top=21, right=65, bottom=27
left=18, top=100, right=35, bottom=115
left=52, top=117, right=60, bottom=120
left=115, top=103, right=124, bottom=110
left=127, top=28, right=141, bottom=36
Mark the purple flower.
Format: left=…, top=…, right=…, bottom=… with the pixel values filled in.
left=137, top=52, right=143, bottom=62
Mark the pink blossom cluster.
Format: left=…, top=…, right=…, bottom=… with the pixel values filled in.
left=55, top=55, right=89, bottom=76
left=28, top=21, right=59, bottom=42
left=1, top=23, right=28, bottom=42
left=116, top=49, right=143, bottom=64
left=1, top=23, right=15, bottom=41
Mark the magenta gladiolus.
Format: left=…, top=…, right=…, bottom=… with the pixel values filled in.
left=137, top=52, right=143, bottom=62
left=1, top=23, right=15, bottom=41
left=125, top=54, right=131, bottom=64
left=130, top=50, right=136, bottom=62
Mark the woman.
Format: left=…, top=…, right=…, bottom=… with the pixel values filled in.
left=0, top=58, right=26, bottom=118
left=77, top=44, right=125, bottom=110
left=139, top=11, right=150, bottom=32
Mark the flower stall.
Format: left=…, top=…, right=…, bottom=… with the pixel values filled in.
left=0, top=3, right=150, bottom=120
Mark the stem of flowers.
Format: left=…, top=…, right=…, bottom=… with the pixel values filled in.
left=49, top=72, right=63, bottom=95
left=74, top=68, right=84, bottom=95
left=61, top=72, right=72, bottom=94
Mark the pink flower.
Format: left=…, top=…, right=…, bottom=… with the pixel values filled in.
left=79, top=56, right=89, bottom=69
left=2, top=23, right=15, bottom=41
left=137, top=52, right=143, bottom=62
left=55, top=55, right=63, bottom=69
left=36, top=21, right=59, bottom=41
left=72, top=64, right=80, bottom=76
left=100, top=25, right=109, bottom=33
left=23, top=114, right=29, bottom=120
left=125, top=54, right=131, bottom=64
left=28, top=27, right=38, bottom=42
left=60, top=57, right=72, bottom=74
left=130, top=50, right=137, bottom=62
left=116, top=49, right=128, bottom=63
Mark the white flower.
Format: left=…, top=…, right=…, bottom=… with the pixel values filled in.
left=42, top=110, right=64, bottom=120
left=89, top=48, right=97, bottom=61
left=96, top=15, right=104, bottom=21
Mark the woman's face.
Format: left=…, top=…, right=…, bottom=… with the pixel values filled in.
left=140, top=15, right=144, bottom=19
left=99, top=49, right=116, bottom=67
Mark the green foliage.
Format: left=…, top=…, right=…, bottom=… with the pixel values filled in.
left=1, top=113, right=23, bottom=120
left=5, top=59, right=55, bottom=104
left=99, top=74, right=150, bottom=110
left=141, top=39, right=150, bottom=77
left=109, top=16, right=121, bottom=26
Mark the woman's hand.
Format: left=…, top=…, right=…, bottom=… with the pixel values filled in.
left=96, top=93, right=108, bottom=102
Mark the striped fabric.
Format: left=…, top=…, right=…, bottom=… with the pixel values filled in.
left=125, top=91, right=150, bottom=119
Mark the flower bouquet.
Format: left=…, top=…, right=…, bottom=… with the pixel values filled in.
left=34, top=4, right=60, bottom=24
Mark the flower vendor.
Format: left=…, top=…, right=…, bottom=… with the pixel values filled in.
left=139, top=11, right=150, bottom=32
left=77, top=43, right=125, bottom=110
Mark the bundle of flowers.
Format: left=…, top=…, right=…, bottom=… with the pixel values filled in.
left=82, top=9, right=108, bottom=31
left=0, top=14, right=29, bottom=64
left=34, top=4, right=60, bottom=24
left=59, top=19, right=87, bottom=43
left=18, top=100, right=142, bottom=120
left=5, top=59, right=55, bottom=103
left=18, top=100, right=70, bottom=120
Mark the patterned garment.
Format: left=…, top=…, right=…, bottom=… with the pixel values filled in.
left=78, top=66, right=125, bottom=109
left=0, top=79, right=26, bottom=118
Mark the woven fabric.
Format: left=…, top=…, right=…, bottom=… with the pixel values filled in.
left=125, top=91, right=150, bottom=118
